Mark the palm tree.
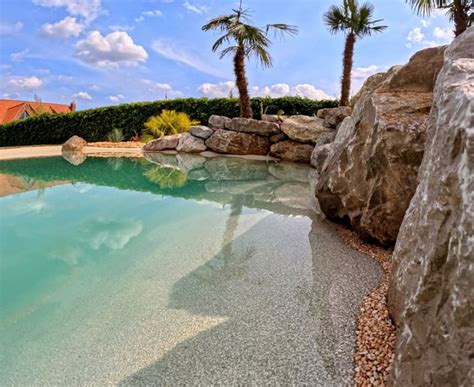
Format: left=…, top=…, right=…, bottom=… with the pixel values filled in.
left=406, top=0, right=473, bottom=36
left=323, top=0, right=387, bottom=106
left=202, top=0, right=297, bottom=118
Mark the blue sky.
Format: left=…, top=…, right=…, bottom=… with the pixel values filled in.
left=0, top=0, right=454, bottom=109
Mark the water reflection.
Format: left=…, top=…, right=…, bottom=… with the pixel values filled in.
left=0, top=154, right=315, bottom=216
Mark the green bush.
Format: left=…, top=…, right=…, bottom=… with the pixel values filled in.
left=0, top=97, right=338, bottom=146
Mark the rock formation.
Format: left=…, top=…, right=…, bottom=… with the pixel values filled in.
left=62, top=135, right=86, bottom=152
left=270, top=140, right=314, bottom=163
left=388, top=28, right=474, bottom=386
left=205, top=129, right=271, bottom=156
left=189, top=125, right=214, bottom=139
left=143, top=134, right=181, bottom=151
left=176, top=133, right=207, bottom=153
left=231, top=118, right=281, bottom=136
left=315, top=45, right=446, bottom=244
left=141, top=112, right=346, bottom=162
left=281, top=115, right=333, bottom=144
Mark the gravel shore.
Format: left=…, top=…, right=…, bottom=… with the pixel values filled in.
left=333, top=224, right=396, bottom=386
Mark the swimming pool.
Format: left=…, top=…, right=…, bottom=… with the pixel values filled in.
left=0, top=153, right=381, bottom=385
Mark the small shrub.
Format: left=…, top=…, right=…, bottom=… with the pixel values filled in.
left=142, top=110, right=199, bottom=142
left=106, top=128, right=125, bottom=142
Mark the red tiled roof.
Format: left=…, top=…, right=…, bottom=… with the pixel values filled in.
left=0, top=99, right=75, bottom=124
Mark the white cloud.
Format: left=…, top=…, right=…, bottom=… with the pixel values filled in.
left=183, top=1, right=208, bottom=14
left=406, top=27, right=425, bottom=48
left=291, top=84, right=333, bottom=100
left=40, top=16, right=84, bottom=38
left=151, top=39, right=223, bottom=77
left=7, top=76, right=43, bottom=90
left=72, top=91, right=92, bottom=100
left=109, top=94, right=124, bottom=102
left=352, top=65, right=379, bottom=80
left=143, top=10, right=162, bottom=17
left=0, top=21, right=23, bottom=36
left=108, top=24, right=134, bottom=32
left=89, top=84, right=100, bottom=91
left=406, top=24, right=454, bottom=48
left=141, top=79, right=182, bottom=98
left=433, top=27, right=454, bottom=42
left=87, top=219, right=143, bottom=250
left=33, top=0, right=102, bottom=22
left=57, top=74, right=74, bottom=82
left=10, top=49, right=29, bottom=62
left=75, top=31, right=148, bottom=68
left=198, top=81, right=235, bottom=97
left=199, top=81, right=334, bottom=100
left=135, top=9, right=162, bottom=22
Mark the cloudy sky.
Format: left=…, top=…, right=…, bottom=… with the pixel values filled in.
left=0, top=0, right=455, bottom=109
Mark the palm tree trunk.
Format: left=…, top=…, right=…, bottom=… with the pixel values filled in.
left=340, top=32, right=355, bottom=107
left=452, top=0, right=469, bottom=36
left=233, top=45, right=252, bottom=118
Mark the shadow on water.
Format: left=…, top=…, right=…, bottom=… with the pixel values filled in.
left=0, top=153, right=382, bottom=385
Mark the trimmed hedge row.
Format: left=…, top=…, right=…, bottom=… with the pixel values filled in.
left=0, top=97, right=337, bottom=146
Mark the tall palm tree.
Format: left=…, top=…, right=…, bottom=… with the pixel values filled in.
left=202, top=0, right=297, bottom=118
left=406, top=0, right=473, bottom=36
left=323, top=0, right=387, bottom=106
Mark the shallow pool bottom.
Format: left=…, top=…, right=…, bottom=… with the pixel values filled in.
left=0, top=155, right=382, bottom=385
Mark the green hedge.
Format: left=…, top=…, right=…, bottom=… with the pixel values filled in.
left=0, top=97, right=337, bottom=146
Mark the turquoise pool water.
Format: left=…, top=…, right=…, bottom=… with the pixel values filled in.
left=0, top=154, right=381, bottom=385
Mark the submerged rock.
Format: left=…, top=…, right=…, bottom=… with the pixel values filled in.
left=204, top=157, right=269, bottom=181
left=62, top=151, right=86, bottom=166
left=62, top=135, right=86, bottom=152
left=270, top=140, right=314, bottom=163
left=315, top=46, right=446, bottom=244
left=176, top=133, right=207, bottom=153
left=388, top=28, right=474, bottom=386
left=143, top=134, right=180, bottom=151
left=205, top=129, right=270, bottom=156
left=176, top=153, right=206, bottom=172
left=268, top=162, right=309, bottom=183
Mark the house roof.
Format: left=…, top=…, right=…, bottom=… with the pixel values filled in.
left=0, top=99, right=75, bottom=124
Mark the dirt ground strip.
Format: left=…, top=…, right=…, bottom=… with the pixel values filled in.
left=333, top=224, right=395, bottom=386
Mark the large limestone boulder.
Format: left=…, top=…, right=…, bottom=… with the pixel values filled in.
left=205, top=129, right=270, bottom=156
left=270, top=140, right=314, bottom=163
left=143, top=134, right=180, bottom=151
left=388, top=28, right=474, bottom=386
left=315, top=45, right=446, bottom=244
left=231, top=118, right=281, bottom=136
left=310, top=132, right=337, bottom=172
left=316, top=106, right=352, bottom=129
left=208, top=115, right=232, bottom=129
left=62, top=135, right=86, bottom=152
left=281, top=115, right=333, bottom=144
left=176, top=132, right=207, bottom=153
left=189, top=125, right=214, bottom=139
